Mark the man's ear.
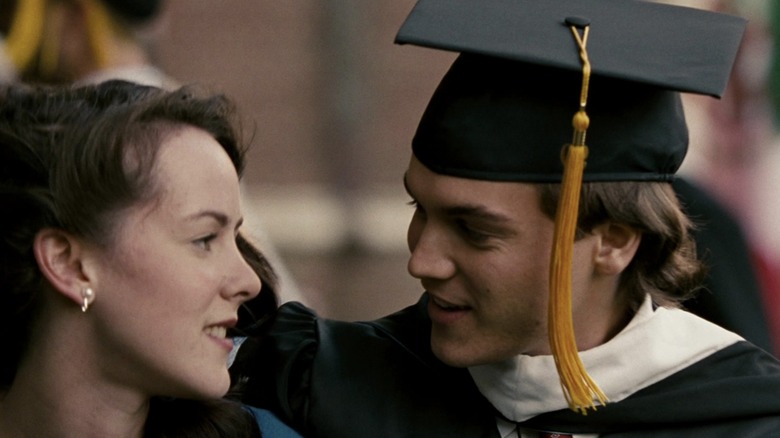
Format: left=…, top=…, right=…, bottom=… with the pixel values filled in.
left=33, top=228, right=92, bottom=307
left=592, top=222, right=641, bottom=276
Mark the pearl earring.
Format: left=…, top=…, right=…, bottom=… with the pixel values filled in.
left=81, top=287, right=95, bottom=312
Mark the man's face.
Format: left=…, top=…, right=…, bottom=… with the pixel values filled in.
left=405, top=156, right=598, bottom=367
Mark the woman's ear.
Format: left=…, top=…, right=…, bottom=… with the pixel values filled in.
left=592, top=222, right=641, bottom=276
left=33, top=228, right=91, bottom=308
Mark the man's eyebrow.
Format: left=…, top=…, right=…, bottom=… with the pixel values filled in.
left=444, top=205, right=513, bottom=224
left=403, top=173, right=512, bottom=224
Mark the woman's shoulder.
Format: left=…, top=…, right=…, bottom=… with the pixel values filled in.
left=244, top=405, right=303, bottom=438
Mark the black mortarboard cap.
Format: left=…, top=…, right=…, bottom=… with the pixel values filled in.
left=395, top=0, right=746, bottom=182
left=395, top=0, right=746, bottom=415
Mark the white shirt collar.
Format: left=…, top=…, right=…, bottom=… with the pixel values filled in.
left=469, top=295, right=742, bottom=422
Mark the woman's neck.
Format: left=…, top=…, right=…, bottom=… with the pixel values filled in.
left=0, top=321, right=150, bottom=437
left=0, top=389, right=148, bottom=438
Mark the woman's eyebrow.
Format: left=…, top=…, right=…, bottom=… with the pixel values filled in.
left=184, top=210, right=232, bottom=228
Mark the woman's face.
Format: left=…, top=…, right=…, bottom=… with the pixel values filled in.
left=83, top=126, right=261, bottom=399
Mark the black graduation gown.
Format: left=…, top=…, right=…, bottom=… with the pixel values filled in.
left=232, top=294, right=780, bottom=437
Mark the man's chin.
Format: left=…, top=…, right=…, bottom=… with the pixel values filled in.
left=430, top=336, right=479, bottom=368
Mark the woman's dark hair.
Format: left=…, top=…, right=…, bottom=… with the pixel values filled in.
left=0, top=80, right=274, bottom=436
left=538, top=181, right=706, bottom=310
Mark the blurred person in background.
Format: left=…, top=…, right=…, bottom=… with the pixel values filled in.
left=0, top=0, right=175, bottom=88
left=673, top=0, right=780, bottom=355
left=674, top=177, right=775, bottom=354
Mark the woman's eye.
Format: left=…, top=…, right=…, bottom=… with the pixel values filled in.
left=194, top=234, right=217, bottom=251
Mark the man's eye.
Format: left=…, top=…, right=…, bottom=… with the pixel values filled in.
left=456, top=220, right=490, bottom=243
left=407, top=199, right=427, bottom=217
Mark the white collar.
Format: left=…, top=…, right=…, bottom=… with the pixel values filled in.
left=469, top=295, right=742, bottom=422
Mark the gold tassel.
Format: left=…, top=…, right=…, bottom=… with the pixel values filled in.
left=548, top=139, right=609, bottom=414
left=547, top=24, right=608, bottom=414
left=82, top=0, right=115, bottom=69
left=38, top=2, right=62, bottom=78
left=4, top=0, right=47, bottom=72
